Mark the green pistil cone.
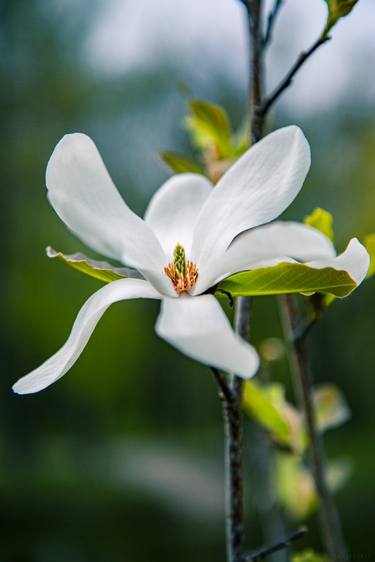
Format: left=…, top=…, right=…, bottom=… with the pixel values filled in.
left=174, top=244, right=186, bottom=275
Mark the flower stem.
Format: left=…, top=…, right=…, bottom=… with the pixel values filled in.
left=279, top=295, right=348, bottom=562
left=220, top=3, right=266, bottom=561
left=223, top=386, right=245, bottom=562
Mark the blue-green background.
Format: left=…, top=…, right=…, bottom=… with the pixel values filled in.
left=1, top=1, right=374, bottom=560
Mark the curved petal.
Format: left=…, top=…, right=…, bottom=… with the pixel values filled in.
left=13, top=279, right=161, bottom=395
left=144, top=173, right=213, bottom=258
left=47, top=133, right=173, bottom=295
left=195, top=221, right=336, bottom=293
left=191, top=126, right=311, bottom=266
left=307, top=238, right=369, bottom=286
left=155, top=295, right=259, bottom=378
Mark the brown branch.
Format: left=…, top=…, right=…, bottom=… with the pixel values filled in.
left=211, top=367, right=234, bottom=403
left=246, top=527, right=307, bottom=562
left=279, top=295, right=347, bottom=562
left=260, top=35, right=330, bottom=117
left=247, top=0, right=265, bottom=143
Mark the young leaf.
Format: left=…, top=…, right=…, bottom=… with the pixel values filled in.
left=313, top=383, right=351, bottom=433
left=327, top=458, right=352, bottom=493
left=292, top=549, right=330, bottom=562
left=233, top=121, right=251, bottom=157
left=304, top=207, right=334, bottom=241
left=275, top=453, right=317, bottom=520
left=160, top=151, right=204, bottom=175
left=276, top=454, right=351, bottom=522
left=323, top=0, right=359, bottom=34
left=244, top=381, right=306, bottom=453
left=46, top=247, right=138, bottom=284
left=363, top=233, right=375, bottom=278
left=216, top=262, right=356, bottom=299
left=244, top=381, right=291, bottom=443
left=185, top=98, right=233, bottom=158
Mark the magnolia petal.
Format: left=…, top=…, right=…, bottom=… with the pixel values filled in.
left=307, top=238, right=370, bottom=286
left=195, top=221, right=336, bottom=293
left=46, top=246, right=141, bottom=284
left=191, top=126, right=311, bottom=266
left=46, top=133, right=173, bottom=295
left=144, top=173, right=213, bottom=257
left=13, top=279, right=161, bottom=395
left=155, top=294, right=259, bottom=378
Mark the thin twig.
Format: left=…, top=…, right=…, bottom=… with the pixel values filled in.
left=246, top=527, right=307, bottom=562
left=279, top=295, right=347, bottom=562
left=211, top=367, right=233, bottom=403
left=263, top=0, right=284, bottom=48
left=293, top=317, right=318, bottom=344
left=259, top=35, right=330, bottom=116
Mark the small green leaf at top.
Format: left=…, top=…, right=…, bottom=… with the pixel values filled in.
left=185, top=98, right=233, bottom=158
left=323, top=0, right=359, bottom=35
left=363, top=233, right=375, bottom=278
left=313, top=383, right=351, bottom=433
left=160, top=151, right=204, bottom=175
left=46, top=247, right=138, bottom=284
left=216, top=262, right=356, bottom=299
left=304, top=207, right=334, bottom=241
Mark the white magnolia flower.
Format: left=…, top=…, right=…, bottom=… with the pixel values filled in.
left=13, top=126, right=369, bottom=394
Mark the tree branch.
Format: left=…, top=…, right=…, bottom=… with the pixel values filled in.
left=247, top=0, right=265, bottom=143
left=279, top=295, right=347, bottom=562
left=260, top=35, right=330, bottom=116
left=212, top=367, right=234, bottom=403
left=263, top=0, right=284, bottom=48
left=245, top=527, right=307, bottom=562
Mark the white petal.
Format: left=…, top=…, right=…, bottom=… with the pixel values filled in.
left=13, top=279, right=161, bottom=395
left=144, top=173, right=213, bottom=257
left=155, top=295, right=259, bottom=378
left=191, top=126, right=311, bottom=266
left=307, top=238, right=370, bottom=286
left=195, top=221, right=335, bottom=293
left=47, top=133, right=173, bottom=295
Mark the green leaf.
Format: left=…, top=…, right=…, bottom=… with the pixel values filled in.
left=323, top=0, right=359, bottom=34
left=160, top=151, right=204, bottom=175
left=216, top=262, right=356, bottom=298
left=313, top=384, right=351, bottom=433
left=275, top=453, right=317, bottom=520
left=243, top=382, right=291, bottom=444
left=185, top=98, right=233, bottom=158
left=363, top=233, right=375, bottom=278
left=327, top=458, right=352, bottom=493
left=46, top=247, right=134, bottom=284
left=276, top=454, right=351, bottom=522
left=292, top=549, right=330, bottom=562
left=304, top=207, right=334, bottom=241
left=233, top=121, right=250, bottom=157
left=243, top=381, right=306, bottom=453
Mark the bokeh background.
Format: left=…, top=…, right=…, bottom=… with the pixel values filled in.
left=1, top=0, right=374, bottom=561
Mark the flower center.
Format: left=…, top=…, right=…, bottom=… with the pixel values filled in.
left=164, top=244, right=199, bottom=294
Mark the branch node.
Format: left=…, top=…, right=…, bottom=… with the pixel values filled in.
left=263, top=0, right=284, bottom=48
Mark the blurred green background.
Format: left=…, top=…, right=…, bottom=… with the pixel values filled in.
left=1, top=0, right=374, bottom=561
